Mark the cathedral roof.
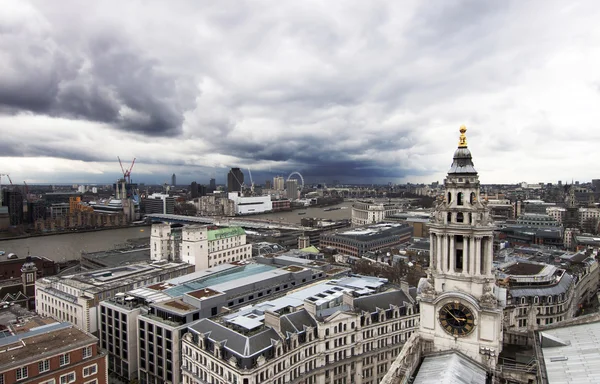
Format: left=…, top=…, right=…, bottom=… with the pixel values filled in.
left=447, top=126, right=478, bottom=175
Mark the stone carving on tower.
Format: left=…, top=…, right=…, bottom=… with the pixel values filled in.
left=417, top=126, right=503, bottom=369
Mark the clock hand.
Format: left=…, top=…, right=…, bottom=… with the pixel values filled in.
left=445, top=309, right=466, bottom=323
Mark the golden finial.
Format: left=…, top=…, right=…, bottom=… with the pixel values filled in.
left=458, top=125, right=467, bottom=147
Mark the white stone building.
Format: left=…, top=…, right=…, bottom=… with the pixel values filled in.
left=151, top=223, right=252, bottom=271
left=351, top=201, right=401, bottom=226
left=228, top=192, right=273, bottom=215
left=181, top=277, right=419, bottom=384
left=35, top=261, right=194, bottom=334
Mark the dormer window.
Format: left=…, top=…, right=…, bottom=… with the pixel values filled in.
left=548, top=296, right=553, bottom=304
left=534, top=296, right=539, bottom=304
left=520, top=297, right=526, bottom=305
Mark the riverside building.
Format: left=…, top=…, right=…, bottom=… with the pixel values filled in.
left=150, top=224, right=252, bottom=271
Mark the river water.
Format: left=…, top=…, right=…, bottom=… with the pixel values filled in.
left=0, top=226, right=151, bottom=262
left=0, top=201, right=355, bottom=263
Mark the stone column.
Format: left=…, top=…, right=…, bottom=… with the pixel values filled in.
left=474, top=236, right=482, bottom=275
left=462, top=235, right=469, bottom=273
left=469, top=235, right=476, bottom=275
left=486, top=236, right=494, bottom=276
left=442, top=234, right=448, bottom=273
left=449, top=235, right=455, bottom=273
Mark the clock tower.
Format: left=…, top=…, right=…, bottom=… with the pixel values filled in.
left=418, top=126, right=503, bottom=369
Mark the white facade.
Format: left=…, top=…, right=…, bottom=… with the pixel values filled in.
left=35, top=262, right=193, bottom=334
left=151, top=224, right=252, bottom=272
left=546, top=206, right=566, bottom=224
left=182, top=279, right=419, bottom=384
left=417, top=127, right=503, bottom=370
left=351, top=201, right=400, bottom=226
left=228, top=192, right=273, bottom=215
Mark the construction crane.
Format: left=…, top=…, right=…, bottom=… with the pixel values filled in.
left=118, top=157, right=136, bottom=183
left=247, top=168, right=255, bottom=194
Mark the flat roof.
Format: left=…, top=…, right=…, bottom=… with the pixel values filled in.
left=503, top=262, right=546, bottom=276
left=0, top=323, right=96, bottom=369
left=540, top=320, right=600, bottom=383
left=187, top=287, right=222, bottom=300
left=164, top=263, right=276, bottom=297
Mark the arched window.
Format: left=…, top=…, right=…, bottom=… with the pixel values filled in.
left=468, top=213, right=472, bottom=224
left=548, top=296, right=553, bottom=304
left=457, top=212, right=464, bottom=223
left=457, top=192, right=463, bottom=206
left=470, top=192, right=476, bottom=204
left=447, top=192, right=452, bottom=203
left=447, top=212, right=452, bottom=223
left=520, top=297, right=526, bottom=305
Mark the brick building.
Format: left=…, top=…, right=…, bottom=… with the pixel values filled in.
left=0, top=320, right=107, bottom=384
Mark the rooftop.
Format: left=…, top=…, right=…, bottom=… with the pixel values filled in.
left=0, top=323, right=97, bottom=370
left=38, top=261, right=192, bottom=295
left=540, top=320, right=600, bottom=383
left=331, top=223, right=411, bottom=242
left=208, top=226, right=246, bottom=241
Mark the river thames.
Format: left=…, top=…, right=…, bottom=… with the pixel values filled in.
left=0, top=201, right=354, bottom=262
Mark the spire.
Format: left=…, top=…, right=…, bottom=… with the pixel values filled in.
left=448, top=125, right=477, bottom=175
left=458, top=125, right=468, bottom=148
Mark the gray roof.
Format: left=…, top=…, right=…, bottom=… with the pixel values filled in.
left=509, top=273, right=573, bottom=298
left=281, top=310, right=317, bottom=335
left=540, top=320, right=600, bottom=383
left=413, top=352, right=487, bottom=384
left=447, top=147, right=478, bottom=175
left=354, top=290, right=412, bottom=312
left=190, top=319, right=279, bottom=357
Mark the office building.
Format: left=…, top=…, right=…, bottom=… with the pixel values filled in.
left=143, top=193, right=175, bottom=215
left=351, top=201, right=401, bottom=226
left=273, top=176, right=285, bottom=191
left=172, top=174, right=177, bottom=186
left=228, top=192, right=273, bottom=215
left=209, top=178, right=216, bottom=193
left=286, top=178, right=298, bottom=200
left=151, top=224, right=252, bottom=271
left=228, top=168, right=244, bottom=193
left=100, top=262, right=328, bottom=383
left=36, top=261, right=194, bottom=333
left=182, top=276, right=419, bottom=384
left=0, top=320, right=107, bottom=384
left=319, top=224, right=413, bottom=257
left=1, top=190, right=24, bottom=226
left=190, top=182, right=199, bottom=198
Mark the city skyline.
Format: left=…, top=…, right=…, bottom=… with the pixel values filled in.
left=2, top=1, right=600, bottom=185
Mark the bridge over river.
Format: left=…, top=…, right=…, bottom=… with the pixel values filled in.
left=145, top=214, right=305, bottom=231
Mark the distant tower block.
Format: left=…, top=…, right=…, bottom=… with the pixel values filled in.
left=298, top=233, right=310, bottom=249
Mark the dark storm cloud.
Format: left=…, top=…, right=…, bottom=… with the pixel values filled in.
left=0, top=9, right=194, bottom=136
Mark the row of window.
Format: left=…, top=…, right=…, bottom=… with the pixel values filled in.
left=12, top=363, right=96, bottom=383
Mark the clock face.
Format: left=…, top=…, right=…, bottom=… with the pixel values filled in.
left=438, top=302, right=476, bottom=337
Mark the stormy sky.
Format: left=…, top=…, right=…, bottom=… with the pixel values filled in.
left=1, top=1, right=600, bottom=186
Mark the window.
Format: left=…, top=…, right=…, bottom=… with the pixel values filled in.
left=84, top=380, right=98, bottom=384
left=40, top=380, right=56, bottom=384
left=39, top=359, right=50, bottom=373
left=83, top=364, right=98, bottom=377
left=16, top=367, right=28, bottom=381
left=83, top=346, right=93, bottom=359
left=60, top=372, right=76, bottom=384
left=457, top=192, right=463, bottom=206
left=59, top=353, right=70, bottom=366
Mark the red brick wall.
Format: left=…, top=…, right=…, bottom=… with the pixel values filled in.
left=1, top=342, right=107, bottom=384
